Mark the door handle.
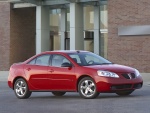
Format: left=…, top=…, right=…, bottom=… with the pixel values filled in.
left=26, top=68, right=31, bottom=71
left=48, top=69, right=54, bottom=73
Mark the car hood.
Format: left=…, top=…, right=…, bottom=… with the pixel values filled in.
left=84, top=64, right=135, bottom=73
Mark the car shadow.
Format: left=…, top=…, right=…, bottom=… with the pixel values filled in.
left=28, top=92, right=144, bottom=100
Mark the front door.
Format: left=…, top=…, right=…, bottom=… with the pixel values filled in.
left=48, top=54, right=76, bottom=91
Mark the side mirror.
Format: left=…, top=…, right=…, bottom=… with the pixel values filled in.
left=61, top=62, right=72, bottom=67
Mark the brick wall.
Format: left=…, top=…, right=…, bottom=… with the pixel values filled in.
left=10, top=7, right=36, bottom=66
left=0, top=2, right=36, bottom=71
left=0, top=2, right=10, bottom=70
left=108, top=0, right=150, bottom=72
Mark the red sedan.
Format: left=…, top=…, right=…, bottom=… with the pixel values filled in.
left=8, top=50, right=143, bottom=99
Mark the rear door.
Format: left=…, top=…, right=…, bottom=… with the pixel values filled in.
left=24, top=54, right=51, bottom=90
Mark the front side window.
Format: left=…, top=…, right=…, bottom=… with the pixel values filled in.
left=68, top=52, right=111, bottom=66
left=52, top=55, right=71, bottom=67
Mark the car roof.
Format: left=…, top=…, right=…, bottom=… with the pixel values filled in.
left=41, top=50, right=89, bottom=54
left=24, top=50, right=90, bottom=64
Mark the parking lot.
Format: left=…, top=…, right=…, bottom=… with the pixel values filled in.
left=0, top=72, right=150, bottom=113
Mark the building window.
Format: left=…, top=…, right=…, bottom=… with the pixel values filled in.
left=49, top=2, right=108, bottom=58
left=83, top=3, right=108, bottom=58
left=100, top=4, right=108, bottom=58
left=50, top=9, right=61, bottom=50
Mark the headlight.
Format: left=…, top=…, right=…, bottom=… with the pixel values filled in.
left=97, top=70, right=119, bottom=78
left=135, top=69, right=140, bottom=77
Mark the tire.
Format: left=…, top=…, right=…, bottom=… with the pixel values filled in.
left=52, top=91, right=66, bottom=96
left=78, top=77, right=99, bottom=99
left=14, top=78, right=32, bottom=99
left=116, top=90, right=134, bottom=96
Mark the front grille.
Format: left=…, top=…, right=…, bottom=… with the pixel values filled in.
left=122, top=73, right=136, bottom=79
left=111, top=84, right=132, bottom=90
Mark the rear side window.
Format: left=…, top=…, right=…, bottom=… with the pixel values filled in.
left=28, top=55, right=51, bottom=66
left=28, top=59, right=36, bottom=65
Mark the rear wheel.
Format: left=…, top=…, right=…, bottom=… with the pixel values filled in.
left=52, top=91, right=66, bottom=96
left=14, top=78, right=32, bottom=99
left=116, top=90, right=134, bottom=96
left=78, top=77, right=99, bottom=99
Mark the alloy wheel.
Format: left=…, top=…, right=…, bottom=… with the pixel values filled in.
left=14, top=78, right=31, bottom=99
left=15, top=80, right=27, bottom=97
left=78, top=77, right=99, bottom=99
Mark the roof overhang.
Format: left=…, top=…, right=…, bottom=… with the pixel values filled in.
left=8, top=0, right=107, bottom=8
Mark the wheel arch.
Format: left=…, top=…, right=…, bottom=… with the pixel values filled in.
left=76, top=75, right=94, bottom=92
left=13, top=76, right=27, bottom=90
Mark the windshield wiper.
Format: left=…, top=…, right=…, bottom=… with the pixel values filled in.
left=100, top=63, right=113, bottom=65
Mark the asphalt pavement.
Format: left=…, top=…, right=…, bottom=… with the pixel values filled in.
left=0, top=71, right=150, bottom=113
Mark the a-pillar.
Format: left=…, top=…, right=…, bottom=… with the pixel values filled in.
left=36, top=6, right=50, bottom=54
left=70, top=3, right=84, bottom=50
left=60, top=8, right=67, bottom=50
left=94, top=5, right=100, bottom=55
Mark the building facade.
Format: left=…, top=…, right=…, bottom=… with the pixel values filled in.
left=0, top=0, right=150, bottom=72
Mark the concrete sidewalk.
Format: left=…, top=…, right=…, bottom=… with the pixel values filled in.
left=0, top=71, right=150, bottom=84
left=0, top=71, right=9, bottom=81
left=140, top=73, right=150, bottom=84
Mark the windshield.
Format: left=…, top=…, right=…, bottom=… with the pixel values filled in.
left=68, top=52, right=112, bottom=66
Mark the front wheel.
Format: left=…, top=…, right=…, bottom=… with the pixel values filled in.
left=116, top=90, right=134, bottom=96
left=14, top=78, right=32, bottom=99
left=52, top=91, right=66, bottom=96
left=78, top=77, right=99, bottom=99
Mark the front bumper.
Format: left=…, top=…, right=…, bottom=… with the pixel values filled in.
left=110, top=83, right=142, bottom=90
left=95, top=76, right=143, bottom=92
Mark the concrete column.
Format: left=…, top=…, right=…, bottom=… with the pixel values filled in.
left=94, top=5, right=100, bottom=55
left=60, top=8, right=67, bottom=50
left=70, top=3, right=84, bottom=50
left=36, top=6, right=50, bottom=54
